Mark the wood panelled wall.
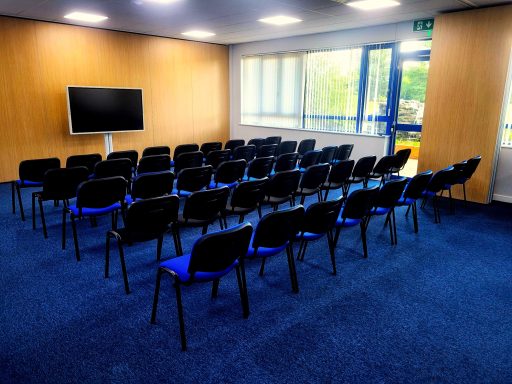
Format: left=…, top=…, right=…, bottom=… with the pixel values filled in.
left=418, top=5, right=512, bottom=203
left=0, top=17, right=229, bottom=182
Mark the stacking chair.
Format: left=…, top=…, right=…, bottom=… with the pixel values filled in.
left=244, top=156, right=274, bottom=181
left=199, top=142, right=222, bottom=157
left=346, top=156, right=376, bottom=189
left=294, top=163, right=330, bottom=204
left=452, top=155, right=481, bottom=202
left=276, top=141, right=297, bottom=157
left=247, top=138, right=265, bottom=151
left=205, top=149, right=230, bottom=171
left=272, top=153, right=299, bottom=175
left=333, top=186, right=379, bottom=259
left=257, top=144, right=278, bottom=158
left=233, top=145, right=256, bottom=162
left=263, top=169, right=301, bottom=211
left=127, top=170, right=175, bottom=204
left=368, top=155, right=396, bottom=186
left=173, top=151, right=204, bottom=174
left=209, top=160, right=246, bottom=189
left=176, top=187, right=230, bottom=254
left=172, top=144, right=199, bottom=166
left=319, top=146, right=337, bottom=164
left=367, top=178, right=407, bottom=245
left=137, top=154, right=171, bottom=174
left=321, top=159, right=355, bottom=201
left=333, top=144, right=354, bottom=164
left=32, top=166, right=89, bottom=239
left=421, top=167, right=457, bottom=223
left=107, top=150, right=138, bottom=167
left=296, top=197, right=343, bottom=275
left=63, top=176, right=127, bottom=261
left=12, top=157, right=61, bottom=221
left=223, top=177, right=268, bottom=225
left=396, top=170, right=432, bottom=233
left=390, top=148, right=411, bottom=177
left=224, top=139, right=245, bottom=153
left=94, top=159, right=132, bottom=186
left=142, top=146, right=171, bottom=158
left=245, top=205, right=304, bottom=293
left=297, top=139, right=316, bottom=158
left=66, top=153, right=102, bottom=176
left=265, top=136, right=282, bottom=145
left=106, top=195, right=180, bottom=294
left=151, top=222, right=253, bottom=351
left=172, top=166, right=213, bottom=197
left=297, top=150, right=322, bottom=172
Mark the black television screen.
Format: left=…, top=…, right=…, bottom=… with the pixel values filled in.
left=67, top=86, right=144, bottom=134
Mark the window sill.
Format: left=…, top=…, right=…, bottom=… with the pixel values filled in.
left=238, top=123, right=390, bottom=138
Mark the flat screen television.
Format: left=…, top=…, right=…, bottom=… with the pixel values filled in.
left=67, top=86, right=144, bottom=134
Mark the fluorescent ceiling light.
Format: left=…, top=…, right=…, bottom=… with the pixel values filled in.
left=144, top=0, right=181, bottom=3
left=258, top=15, right=302, bottom=26
left=181, top=30, right=216, bottom=38
left=64, top=12, right=108, bottom=22
left=346, top=0, right=400, bottom=11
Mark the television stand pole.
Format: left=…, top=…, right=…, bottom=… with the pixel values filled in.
left=104, top=133, right=113, bottom=156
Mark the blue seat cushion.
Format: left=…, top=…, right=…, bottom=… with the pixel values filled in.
left=16, top=180, right=43, bottom=187
left=68, top=202, right=121, bottom=217
left=335, top=217, right=361, bottom=227
left=209, top=181, right=238, bottom=189
left=295, top=232, right=324, bottom=241
left=242, top=176, right=261, bottom=182
left=159, top=254, right=238, bottom=283
left=370, top=207, right=391, bottom=216
left=170, top=160, right=175, bottom=167
left=397, top=197, right=416, bottom=206
left=246, top=236, right=288, bottom=258
left=422, top=190, right=436, bottom=198
left=171, top=188, right=193, bottom=197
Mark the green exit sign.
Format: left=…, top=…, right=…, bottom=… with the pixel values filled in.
left=413, top=18, right=434, bottom=32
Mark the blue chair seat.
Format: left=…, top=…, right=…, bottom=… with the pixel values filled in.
left=171, top=188, right=194, bottom=197
left=68, top=202, right=121, bottom=217
left=242, top=176, right=262, bottom=182
left=421, top=190, right=436, bottom=198
left=159, top=254, right=238, bottom=283
left=295, top=232, right=324, bottom=241
left=246, top=237, right=288, bottom=258
left=397, top=197, right=416, bottom=206
left=209, top=181, right=238, bottom=189
left=335, top=217, right=361, bottom=227
left=16, top=179, right=43, bottom=187
left=170, top=160, right=175, bottom=167
left=370, top=207, right=391, bottom=216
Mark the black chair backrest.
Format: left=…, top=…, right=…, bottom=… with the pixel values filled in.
left=76, top=176, right=127, bottom=210
left=233, top=145, right=256, bottom=162
left=328, top=159, right=355, bottom=184
left=199, top=142, right=222, bottom=157
left=142, top=146, right=170, bottom=158
left=107, top=150, right=139, bottom=168
left=176, top=166, right=213, bottom=193
left=188, top=223, right=253, bottom=275
left=66, top=154, right=101, bottom=174
left=297, top=139, right=316, bottom=156
left=124, top=195, right=179, bottom=238
left=352, top=156, right=377, bottom=178
left=230, top=178, right=269, bottom=210
left=205, top=150, right=231, bottom=170
left=301, top=197, right=343, bottom=234
left=41, top=166, right=89, bottom=200
left=173, top=144, right=199, bottom=160
left=252, top=205, right=305, bottom=249
left=426, top=167, right=455, bottom=193
left=247, top=138, right=265, bottom=150
left=137, top=155, right=171, bottom=174
left=393, top=148, right=411, bottom=171
left=182, top=186, right=230, bottom=221
left=373, top=155, right=396, bottom=174
left=19, top=157, right=61, bottom=182
left=274, top=153, right=299, bottom=173
left=257, top=144, right=278, bottom=158
left=247, top=157, right=274, bottom=179
left=403, top=170, right=433, bottom=200
left=94, top=159, right=132, bottom=181
left=462, top=155, right=481, bottom=179
left=265, top=136, right=282, bottom=145
left=131, top=171, right=175, bottom=200
left=320, top=146, right=337, bottom=164
left=214, top=159, right=247, bottom=186
left=298, top=150, right=322, bottom=169
left=224, top=139, right=245, bottom=152
left=342, top=186, right=379, bottom=220
left=374, top=178, right=408, bottom=209
left=335, top=144, right=354, bottom=161
left=299, top=163, right=330, bottom=190
left=266, top=169, right=301, bottom=198
left=276, top=140, right=298, bottom=156
left=174, top=151, right=204, bottom=174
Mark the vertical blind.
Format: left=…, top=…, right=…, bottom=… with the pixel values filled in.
left=502, top=82, right=512, bottom=146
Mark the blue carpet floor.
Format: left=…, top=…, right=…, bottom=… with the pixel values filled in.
left=0, top=180, right=511, bottom=383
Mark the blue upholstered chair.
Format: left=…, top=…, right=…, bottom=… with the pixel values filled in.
left=208, top=159, right=246, bottom=189
left=142, top=145, right=170, bottom=158
left=397, top=170, right=432, bottom=233
left=171, top=144, right=199, bottom=167
left=321, top=159, right=354, bottom=201
left=421, top=166, right=456, bottom=223
left=126, top=170, right=174, bottom=204
left=172, top=166, right=212, bottom=198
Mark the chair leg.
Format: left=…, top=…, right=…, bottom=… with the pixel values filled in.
left=405, top=205, right=411, bottom=217
left=11, top=181, right=15, bottom=214
left=15, top=183, right=25, bottom=221
left=211, top=279, right=220, bottom=299
left=117, top=240, right=130, bottom=294
left=286, top=245, right=299, bottom=293
left=219, top=217, right=224, bottom=230
left=412, top=202, right=419, bottom=233
left=39, top=197, right=48, bottom=239
left=392, top=208, right=398, bottom=245
left=105, top=234, right=111, bottom=278
left=70, top=214, right=80, bottom=262
left=387, top=211, right=394, bottom=245
left=463, top=183, right=467, bottom=204
left=172, top=224, right=182, bottom=256
left=297, top=239, right=304, bottom=261
left=323, top=188, right=330, bottom=201
left=157, top=235, right=163, bottom=261
left=235, top=265, right=249, bottom=318
left=300, top=195, right=305, bottom=205
left=62, top=209, right=67, bottom=250
left=32, top=192, right=36, bottom=230
left=327, top=231, right=337, bottom=275
left=258, top=258, right=266, bottom=276
left=174, top=279, right=187, bottom=351
left=150, top=269, right=163, bottom=324
left=333, top=227, right=341, bottom=248
left=317, top=190, right=322, bottom=202
left=257, top=204, right=262, bottom=219
left=360, top=221, right=368, bottom=258
left=238, top=215, right=244, bottom=224
left=202, top=225, right=208, bottom=235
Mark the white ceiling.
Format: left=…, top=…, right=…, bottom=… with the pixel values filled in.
left=0, top=0, right=506, bottom=45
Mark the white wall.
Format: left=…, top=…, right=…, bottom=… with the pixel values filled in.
left=493, top=147, right=512, bottom=203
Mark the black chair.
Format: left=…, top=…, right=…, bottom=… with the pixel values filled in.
left=333, top=144, right=354, bottom=163
left=137, top=155, right=171, bottom=174
left=209, top=160, right=246, bottom=189
left=263, top=169, right=301, bottom=211
left=452, top=155, right=481, bottom=202
left=397, top=170, right=433, bottom=233
left=367, top=178, right=407, bottom=245
left=205, top=149, right=231, bottom=171
left=347, top=156, right=377, bottom=188
left=247, top=138, right=265, bottom=151
left=421, top=167, right=458, bottom=223
left=173, top=151, right=204, bottom=174
left=223, top=177, right=268, bottom=225
left=265, top=136, right=282, bottom=145
left=142, top=146, right=171, bottom=158
left=257, top=144, right=278, bottom=158
left=319, top=146, right=337, bottom=164
left=368, top=155, right=396, bottom=186
left=297, top=150, right=322, bottom=172
left=106, top=195, right=180, bottom=294
left=63, top=176, right=127, bottom=261
left=272, top=153, right=299, bottom=174
left=297, top=139, right=316, bottom=158
left=32, top=166, right=89, bottom=238
left=295, top=163, right=330, bottom=205
left=66, top=153, right=102, bottom=176
left=199, top=142, right=222, bottom=157
left=233, top=145, right=256, bottom=162
left=172, top=144, right=200, bottom=166
left=151, top=222, right=253, bottom=351
left=224, top=139, right=245, bottom=153
left=94, top=159, right=132, bottom=185
left=12, top=157, right=61, bottom=221
left=296, top=197, right=343, bottom=275
left=176, top=187, right=230, bottom=254
left=128, top=171, right=175, bottom=203
left=333, top=186, right=379, bottom=259
left=173, top=166, right=213, bottom=198
left=107, top=150, right=138, bottom=169
left=276, top=141, right=298, bottom=156
left=390, top=148, right=411, bottom=176
left=321, top=159, right=355, bottom=201
left=245, top=205, right=304, bottom=293
left=244, top=156, right=274, bottom=181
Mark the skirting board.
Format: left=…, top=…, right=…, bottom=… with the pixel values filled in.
left=493, top=194, right=512, bottom=204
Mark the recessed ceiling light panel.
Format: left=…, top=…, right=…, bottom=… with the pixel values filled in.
left=346, top=0, right=400, bottom=11
left=181, top=30, right=216, bottom=38
left=258, top=15, right=302, bottom=26
left=64, top=12, right=108, bottom=23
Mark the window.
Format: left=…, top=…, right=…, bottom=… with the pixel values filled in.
left=502, top=81, right=512, bottom=146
